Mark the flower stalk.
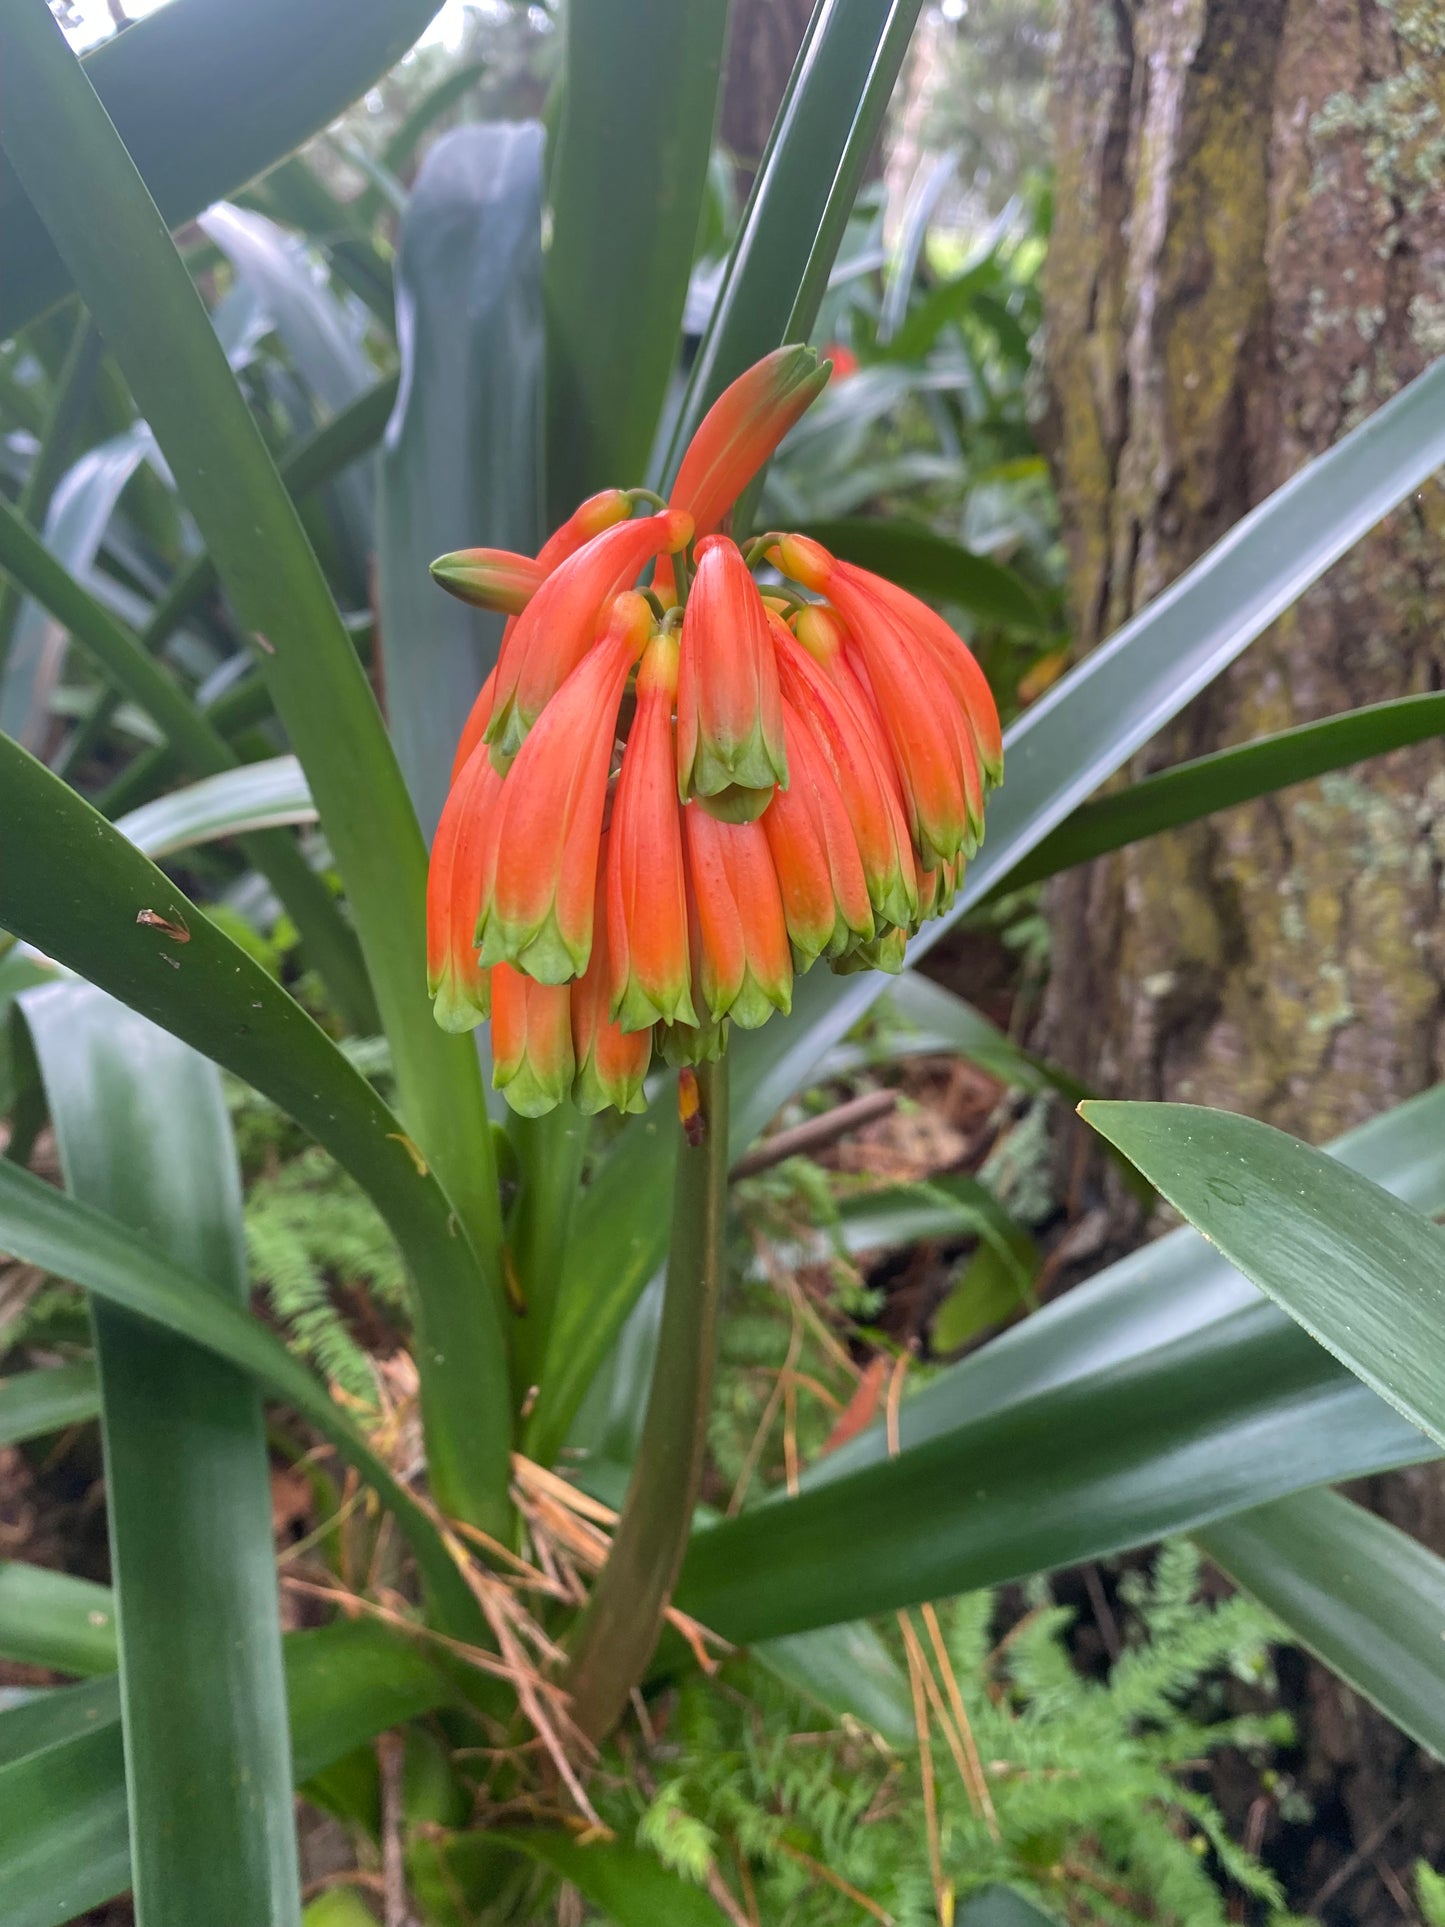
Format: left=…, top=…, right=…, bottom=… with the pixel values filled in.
left=561, top=1052, right=730, bottom=1741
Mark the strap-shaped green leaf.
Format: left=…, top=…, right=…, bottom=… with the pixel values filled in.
left=0, top=487, right=373, bottom=1032
left=70, top=373, right=398, bottom=803
left=0, top=1359, right=98, bottom=1448
left=670, top=1084, right=1445, bottom=1641
left=0, top=730, right=510, bottom=1537
left=546, top=0, right=729, bottom=517
left=677, top=1305, right=1432, bottom=1643
left=0, top=0, right=444, bottom=338
left=0, top=1619, right=452, bottom=1927
left=0, top=1146, right=480, bottom=1635
left=1198, top=1487, right=1445, bottom=1760
left=378, top=123, right=545, bottom=839
left=997, top=688, right=1445, bottom=892
left=0, top=0, right=509, bottom=1528
left=1081, top=1099, right=1445, bottom=1452
left=22, top=980, right=301, bottom=1926
left=115, top=755, right=314, bottom=858
left=439, top=1831, right=730, bottom=1927
left=663, top=0, right=923, bottom=478
left=0, top=1562, right=115, bottom=1676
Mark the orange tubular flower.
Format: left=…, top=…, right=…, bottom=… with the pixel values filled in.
left=677, top=535, right=787, bottom=816
left=774, top=534, right=975, bottom=870
left=446, top=492, right=637, bottom=779
left=490, top=964, right=575, bottom=1116
left=773, top=613, right=918, bottom=930
left=655, top=345, right=831, bottom=599
left=573, top=835, right=652, bottom=1114
left=429, top=548, right=545, bottom=613
left=478, top=592, right=653, bottom=982
left=535, top=488, right=634, bottom=572
left=670, top=345, right=831, bottom=542
left=449, top=666, right=497, bottom=786
left=425, top=345, right=1005, bottom=1118
left=488, top=510, right=692, bottom=765
left=426, top=734, right=502, bottom=1033
left=608, top=632, right=697, bottom=1030
left=682, top=805, right=792, bottom=1027
left=761, top=701, right=874, bottom=965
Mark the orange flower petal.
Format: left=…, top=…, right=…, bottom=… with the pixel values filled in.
left=608, top=632, right=696, bottom=1030
left=573, top=832, right=652, bottom=1114
left=773, top=614, right=918, bottom=929
left=489, top=510, right=691, bottom=763
left=759, top=701, right=873, bottom=965
left=479, top=592, right=653, bottom=982
left=427, top=735, right=502, bottom=1033
left=677, top=535, right=787, bottom=801
left=682, top=804, right=792, bottom=1027
left=491, top=964, right=575, bottom=1116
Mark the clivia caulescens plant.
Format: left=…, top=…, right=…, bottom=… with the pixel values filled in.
left=426, top=347, right=1004, bottom=1115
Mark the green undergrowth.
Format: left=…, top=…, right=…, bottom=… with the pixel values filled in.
left=597, top=1545, right=1306, bottom=1927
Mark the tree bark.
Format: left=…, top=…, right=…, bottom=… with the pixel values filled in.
left=1043, top=1, right=1445, bottom=1912
left=720, top=0, right=816, bottom=195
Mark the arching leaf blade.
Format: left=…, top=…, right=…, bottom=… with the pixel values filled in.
left=22, top=980, right=301, bottom=1927
left=1198, top=1487, right=1445, bottom=1761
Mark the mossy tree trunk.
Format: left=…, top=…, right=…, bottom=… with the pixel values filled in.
left=1043, top=0, right=1445, bottom=1907
left=720, top=0, right=815, bottom=196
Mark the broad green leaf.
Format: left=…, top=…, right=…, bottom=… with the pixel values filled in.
left=878, top=150, right=957, bottom=343
left=378, top=124, right=545, bottom=838
left=670, top=1085, right=1445, bottom=1642
left=663, top=0, right=924, bottom=479
left=0, top=1563, right=115, bottom=1676
left=0, top=2, right=510, bottom=1528
left=0, top=1718, right=128, bottom=1927
left=201, top=203, right=374, bottom=417
left=0, top=1619, right=452, bottom=1927
left=841, top=970, right=1085, bottom=1099
left=1198, top=1488, right=1445, bottom=1760
left=525, top=1111, right=676, bottom=1465
left=0, top=484, right=374, bottom=1033
left=545, top=0, right=728, bottom=517
left=757, top=1620, right=914, bottom=1748
left=23, top=980, right=301, bottom=1927
left=2, top=420, right=160, bottom=743
left=0, top=312, right=101, bottom=689
left=0, top=1359, right=98, bottom=1448
left=0, top=733, right=509, bottom=1541
left=358, top=56, right=490, bottom=220
left=676, top=1306, right=1432, bottom=1644
left=998, top=688, right=1445, bottom=894
left=199, top=201, right=375, bottom=588
left=481, top=1832, right=728, bottom=1927
left=0, top=0, right=447, bottom=339
left=250, top=156, right=395, bottom=328
left=0, top=1140, right=479, bottom=1638
left=68, top=373, right=398, bottom=801
left=0, top=1677, right=118, bottom=1769
left=116, top=755, right=314, bottom=858
left=781, top=1, right=924, bottom=349
left=795, top=516, right=1049, bottom=632
left=1080, top=1100, right=1445, bottom=1452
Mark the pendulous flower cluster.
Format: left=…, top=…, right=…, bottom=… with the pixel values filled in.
left=426, top=347, right=1002, bottom=1117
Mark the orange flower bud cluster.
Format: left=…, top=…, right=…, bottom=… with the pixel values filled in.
left=426, top=349, right=1002, bottom=1115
